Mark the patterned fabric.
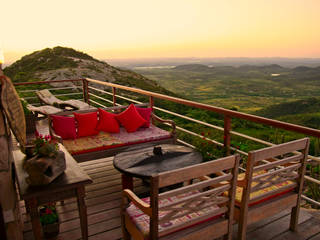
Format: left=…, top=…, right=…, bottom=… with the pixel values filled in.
left=110, top=125, right=170, bottom=143
left=234, top=171, right=294, bottom=206
left=126, top=191, right=222, bottom=238
left=63, top=131, right=123, bottom=154
left=62, top=125, right=171, bottom=155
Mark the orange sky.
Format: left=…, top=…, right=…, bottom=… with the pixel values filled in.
left=1, top=0, right=320, bottom=63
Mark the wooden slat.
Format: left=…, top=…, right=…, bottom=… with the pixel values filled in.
left=158, top=155, right=238, bottom=187
left=159, top=184, right=230, bottom=210
left=158, top=173, right=232, bottom=200
left=253, top=154, right=303, bottom=172
left=252, top=163, right=301, bottom=182
left=250, top=138, right=308, bottom=162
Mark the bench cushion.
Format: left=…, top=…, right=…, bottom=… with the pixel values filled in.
left=74, top=112, right=99, bottom=137
left=62, top=125, right=171, bottom=155
left=235, top=171, right=295, bottom=206
left=116, top=104, right=147, bottom=132
left=96, top=108, right=120, bottom=133
left=126, top=190, right=222, bottom=238
left=51, top=115, right=77, bottom=140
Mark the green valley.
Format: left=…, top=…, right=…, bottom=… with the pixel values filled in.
left=135, top=64, right=320, bottom=113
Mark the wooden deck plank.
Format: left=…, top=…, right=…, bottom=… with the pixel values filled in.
left=22, top=156, right=320, bottom=240
left=272, top=217, right=320, bottom=240
left=246, top=209, right=312, bottom=240
left=309, top=232, right=320, bottom=240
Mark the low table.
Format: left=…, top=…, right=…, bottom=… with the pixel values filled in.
left=113, top=144, right=203, bottom=190
left=13, top=144, right=92, bottom=240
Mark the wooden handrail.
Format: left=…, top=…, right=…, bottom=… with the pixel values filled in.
left=14, top=79, right=83, bottom=85
left=86, top=77, right=320, bottom=138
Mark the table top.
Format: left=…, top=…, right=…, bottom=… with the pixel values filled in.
left=13, top=144, right=92, bottom=199
left=113, top=144, right=203, bottom=179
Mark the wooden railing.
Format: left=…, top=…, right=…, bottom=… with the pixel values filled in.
left=13, top=78, right=320, bottom=207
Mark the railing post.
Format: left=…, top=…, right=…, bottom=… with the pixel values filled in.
left=149, top=96, right=154, bottom=110
left=112, top=87, right=116, bottom=106
left=224, top=115, right=231, bottom=155
left=149, top=96, right=154, bottom=124
left=82, top=79, right=89, bottom=104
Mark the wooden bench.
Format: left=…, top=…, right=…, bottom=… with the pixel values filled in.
left=121, top=154, right=240, bottom=240
left=234, top=138, right=310, bottom=240
left=49, top=103, right=176, bottom=162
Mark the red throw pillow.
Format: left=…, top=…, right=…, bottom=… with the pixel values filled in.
left=136, top=107, right=152, bottom=128
left=51, top=115, right=77, bottom=140
left=74, top=112, right=99, bottom=137
left=116, top=104, right=147, bottom=132
left=96, top=108, right=120, bottom=133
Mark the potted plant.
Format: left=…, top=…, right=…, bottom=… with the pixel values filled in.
left=39, top=203, right=60, bottom=239
left=23, top=133, right=66, bottom=186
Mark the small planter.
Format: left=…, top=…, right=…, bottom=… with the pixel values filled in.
left=39, top=205, right=60, bottom=239
left=42, top=221, right=60, bottom=239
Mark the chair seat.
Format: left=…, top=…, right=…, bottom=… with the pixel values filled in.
left=235, top=171, right=295, bottom=206
left=126, top=190, right=223, bottom=239
left=63, top=125, right=171, bottom=155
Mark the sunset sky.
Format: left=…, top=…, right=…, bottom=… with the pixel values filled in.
left=2, top=0, right=320, bottom=64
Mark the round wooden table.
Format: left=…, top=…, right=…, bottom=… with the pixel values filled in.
left=113, top=144, right=203, bottom=190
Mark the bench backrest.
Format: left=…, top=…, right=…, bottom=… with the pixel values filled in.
left=243, top=138, right=310, bottom=205
left=148, top=154, right=240, bottom=239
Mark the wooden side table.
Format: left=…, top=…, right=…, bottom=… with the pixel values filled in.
left=13, top=144, right=92, bottom=240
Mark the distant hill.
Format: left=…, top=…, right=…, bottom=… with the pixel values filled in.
left=4, top=46, right=173, bottom=94
left=255, top=98, right=320, bottom=118
left=135, top=63, right=320, bottom=112
left=254, top=97, right=320, bottom=129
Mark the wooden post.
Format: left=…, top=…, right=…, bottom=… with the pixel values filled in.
left=112, top=87, right=116, bottom=106
left=82, top=79, right=89, bottom=104
left=224, top=115, right=231, bottom=155
left=149, top=96, right=154, bottom=125
left=0, top=204, right=7, bottom=240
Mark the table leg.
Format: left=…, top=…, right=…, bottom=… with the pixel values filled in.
left=77, top=186, right=88, bottom=240
left=28, top=198, right=42, bottom=240
left=121, top=174, right=133, bottom=190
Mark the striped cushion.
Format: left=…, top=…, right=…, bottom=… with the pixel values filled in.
left=126, top=191, right=222, bottom=239
left=235, top=171, right=295, bottom=206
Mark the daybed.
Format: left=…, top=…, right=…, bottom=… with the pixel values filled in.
left=48, top=103, right=176, bottom=162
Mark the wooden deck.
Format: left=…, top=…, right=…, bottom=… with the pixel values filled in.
left=19, top=120, right=320, bottom=240
left=20, top=156, right=320, bottom=240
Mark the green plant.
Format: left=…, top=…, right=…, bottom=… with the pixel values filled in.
left=39, top=203, right=59, bottom=225
left=20, top=99, right=32, bottom=115
left=33, top=133, right=59, bottom=158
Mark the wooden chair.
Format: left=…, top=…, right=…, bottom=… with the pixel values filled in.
left=121, top=154, right=240, bottom=240
left=235, top=138, right=310, bottom=240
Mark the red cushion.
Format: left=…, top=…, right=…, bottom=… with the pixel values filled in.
left=74, top=112, right=99, bottom=137
left=136, top=107, right=152, bottom=128
left=51, top=115, right=77, bottom=140
left=116, top=104, right=147, bottom=133
left=96, top=108, right=120, bottom=133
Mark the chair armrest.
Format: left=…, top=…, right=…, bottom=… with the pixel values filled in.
left=151, top=113, right=176, bottom=140
left=122, top=189, right=152, bottom=216
left=48, top=117, right=63, bottom=144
